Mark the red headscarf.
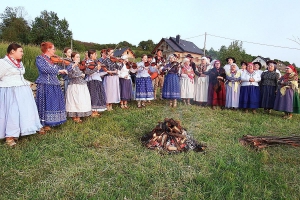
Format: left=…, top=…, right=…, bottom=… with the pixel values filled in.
left=286, top=65, right=297, bottom=74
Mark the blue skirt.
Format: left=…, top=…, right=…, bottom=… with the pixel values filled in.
left=0, top=86, right=42, bottom=139
left=36, top=84, right=67, bottom=126
left=119, top=78, right=132, bottom=101
left=239, top=85, right=260, bottom=109
left=260, top=85, right=276, bottom=109
left=162, top=73, right=180, bottom=99
left=273, top=88, right=294, bottom=113
left=135, top=77, right=154, bottom=100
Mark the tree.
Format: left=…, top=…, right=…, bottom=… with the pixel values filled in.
left=218, top=41, right=252, bottom=66
left=207, top=47, right=219, bottom=60
left=0, top=6, right=31, bottom=44
left=138, top=39, right=155, bottom=51
left=118, top=41, right=135, bottom=48
left=30, top=10, right=72, bottom=49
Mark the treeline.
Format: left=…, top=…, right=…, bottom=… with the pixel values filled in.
left=0, top=6, right=294, bottom=66
left=207, top=41, right=293, bottom=68
left=0, top=6, right=156, bottom=58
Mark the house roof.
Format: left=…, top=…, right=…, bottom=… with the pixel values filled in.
left=255, top=56, right=270, bottom=62
left=113, top=47, right=134, bottom=57
left=152, top=36, right=204, bottom=55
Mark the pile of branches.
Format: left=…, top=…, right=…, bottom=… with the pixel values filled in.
left=239, top=135, right=300, bottom=149
left=141, top=118, right=206, bottom=152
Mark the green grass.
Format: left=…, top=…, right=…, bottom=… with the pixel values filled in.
left=1, top=100, right=300, bottom=200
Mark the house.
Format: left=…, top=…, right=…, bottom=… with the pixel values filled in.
left=151, top=35, right=204, bottom=64
left=252, top=56, right=287, bottom=72
left=113, top=47, right=135, bottom=60
left=252, top=56, right=270, bottom=68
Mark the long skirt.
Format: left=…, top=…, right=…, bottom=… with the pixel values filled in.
left=225, top=84, right=240, bottom=108
left=260, top=85, right=276, bottom=109
left=0, top=86, right=42, bottom=139
left=194, top=76, right=209, bottom=102
left=273, top=88, right=294, bottom=113
left=207, top=83, right=226, bottom=106
left=66, top=84, right=92, bottom=117
left=239, top=85, right=260, bottom=109
left=87, top=80, right=107, bottom=112
left=293, top=91, right=300, bottom=113
left=36, top=83, right=67, bottom=127
left=162, top=73, right=180, bottom=99
left=119, top=78, right=132, bottom=101
left=180, top=78, right=194, bottom=98
left=103, top=75, right=120, bottom=104
left=135, top=77, right=154, bottom=100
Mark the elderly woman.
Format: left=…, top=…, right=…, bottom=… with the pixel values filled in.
left=273, top=65, right=300, bottom=119
left=225, top=63, right=241, bottom=109
left=0, top=43, right=42, bottom=146
left=35, top=41, right=68, bottom=133
left=180, top=58, right=195, bottom=105
left=207, top=60, right=226, bottom=109
left=162, top=54, right=181, bottom=107
left=194, top=57, right=211, bottom=106
left=260, top=60, right=279, bottom=113
left=239, top=62, right=261, bottom=113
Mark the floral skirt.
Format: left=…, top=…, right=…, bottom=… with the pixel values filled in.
left=135, top=77, right=154, bottom=100
left=36, top=83, right=67, bottom=127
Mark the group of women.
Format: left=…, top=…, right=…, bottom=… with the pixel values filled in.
left=0, top=42, right=299, bottom=146
left=190, top=56, right=300, bottom=120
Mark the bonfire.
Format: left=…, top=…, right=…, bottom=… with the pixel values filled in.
left=141, top=118, right=206, bottom=152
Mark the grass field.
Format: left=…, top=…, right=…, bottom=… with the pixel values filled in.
left=1, top=99, right=300, bottom=200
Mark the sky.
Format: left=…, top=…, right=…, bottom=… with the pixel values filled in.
left=1, top=0, right=300, bottom=66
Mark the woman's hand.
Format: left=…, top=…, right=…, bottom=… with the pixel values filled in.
left=59, top=69, right=68, bottom=74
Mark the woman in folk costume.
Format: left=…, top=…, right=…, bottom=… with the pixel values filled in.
left=0, top=43, right=42, bottom=146
left=35, top=41, right=67, bottom=133
left=118, top=55, right=132, bottom=109
left=273, top=65, right=300, bottom=119
left=206, top=60, right=226, bottom=109
left=239, top=61, right=247, bottom=73
left=180, top=58, right=195, bottom=105
left=194, top=56, right=212, bottom=106
left=225, top=63, right=241, bottom=109
left=85, top=49, right=107, bottom=116
left=135, top=54, right=154, bottom=108
left=102, top=48, right=121, bottom=111
left=65, top=52, right=92, bottom=123
left=162, top=54, right=181, bottom=107
left=238, top=62, right=261, bottom=113
left=260, top=60, right=279, bottom=114
left=61, top=47, right=72, bottom=96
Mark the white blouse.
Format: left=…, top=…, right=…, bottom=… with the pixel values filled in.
left=118, top=64, right=131, bottom=79
left=240, top=70, right=261, bottom=86
left=0, top=56, right=31, bottom=87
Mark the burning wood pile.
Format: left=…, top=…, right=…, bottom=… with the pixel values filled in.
left=239, top=135, right=300, bottom=149
left=141, top=118, right=206, bottom=152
